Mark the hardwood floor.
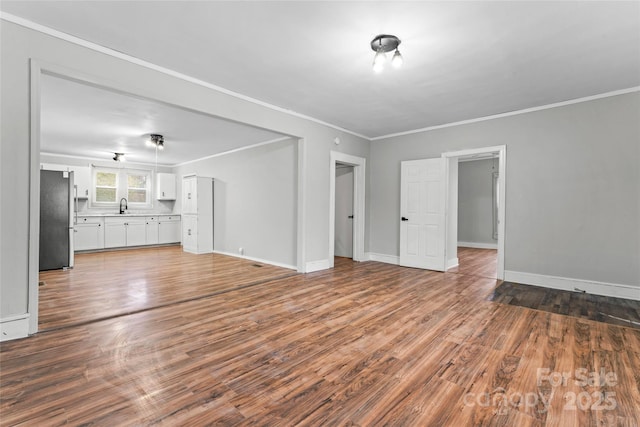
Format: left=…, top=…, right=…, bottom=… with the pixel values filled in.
left=2, top=248, right=639, bottom=426
left=489, top=281, right=640, bottom=330
left=38, top=246, right=296, bottom=331
left=449, top=246, right=497, bottom=279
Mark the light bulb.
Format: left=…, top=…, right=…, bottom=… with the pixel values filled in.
left=391, top=49, right=403, bottom=68
left=146, top=139, right=155, bottom=147
left=158, top=142, right=164, bottom=150
left=373, top=49, right=386, bottom=66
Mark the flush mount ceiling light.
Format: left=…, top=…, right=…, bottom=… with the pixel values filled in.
left=146, top=133, right=165, bottom=150
left=113, top=152, right=125, bottom=162
left=370, top=34, right=403, bottom=73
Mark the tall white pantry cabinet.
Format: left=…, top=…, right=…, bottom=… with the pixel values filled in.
left=181, top=175, right=213, bottom=254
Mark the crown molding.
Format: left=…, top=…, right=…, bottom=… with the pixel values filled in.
left=3, top=12, right=637, bottom=144
left=40, top=152, right=172, bottom=168
left=41, top=136, right=292, bottom=168
left=0, top=12, right=370, bottom=141
left=371, top=86, right=640, bottom=141
left=173, top=136, right=292, bottom=167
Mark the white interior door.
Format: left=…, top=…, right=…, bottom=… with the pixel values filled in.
left=399, top=158, right=446, bottom=271
left=334, top=166, right=353, bottom=257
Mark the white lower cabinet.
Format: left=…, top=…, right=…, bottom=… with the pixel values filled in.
left=182, top=215, right=197, bottom=252
left=158, top=215, right=181, bottom=244
left=145, top=216, right=159, bottom=245
left=182, top=214, right=212, bottom=254
left=104, top=217, right=147, bottom=248
left=126, top=218, right=147, bottom=246
left=74, top=217, right=104, bottom=251
left=76, top=214, right=181, bottom=250
left=104, top=221, right=126, bottom=248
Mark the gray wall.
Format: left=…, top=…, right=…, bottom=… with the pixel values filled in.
left=370, top=92, right=640, bottom=287
left=1, top=21, right=370, bottom=327
left=172, top=138, right=297, bottom=268
left=458, top=159, right=498, bottom=245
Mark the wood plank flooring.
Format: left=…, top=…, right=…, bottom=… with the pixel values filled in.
left=38, top=247, right=295, bottom=331
left=489, top=281, right=640, bottom=329
left=2, top=247, right=639, bottom=426
left=448, top=246, right=497, bottom=279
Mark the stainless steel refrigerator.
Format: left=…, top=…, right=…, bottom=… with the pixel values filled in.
left=40, top=169, right=75, bottom=271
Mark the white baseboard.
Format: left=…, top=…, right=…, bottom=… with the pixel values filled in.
left=213, top=250, right=296, bottom=270
left=183, top=247, right=213, bottom=255
left=458, top=241, right=498, bottom=250
left=504, top=270, right=640, bottom=301
left=446, top=258, right=459, bottom=270
left=367, top=252, right=400, bottom=265
left=305, top=259, right=331, bottom=273
left=1, top=314, right=30, bottom=342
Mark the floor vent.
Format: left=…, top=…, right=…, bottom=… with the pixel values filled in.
left=252, top=264, right=263, bottom=268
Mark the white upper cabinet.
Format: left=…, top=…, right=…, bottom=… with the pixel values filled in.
left=41, top=163, right=69, bottom=172
left=156, top=173, right=176, bottom=200
left=70, top=166, right=91, bottom=199
left=182, top=175, right=197, bottom=214
left=41, top=163, right=91, bottom=199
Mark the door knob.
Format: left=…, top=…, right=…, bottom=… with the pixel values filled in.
left=348, top=215, right=354, bottom=219
left=401, top=217, right=409, bottom=221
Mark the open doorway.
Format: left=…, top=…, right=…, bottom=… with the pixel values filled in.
left=454, top=156, right=499, bottom=279
left=334, top=164, right=354, bottom=259
left=28, top=62, right=302, bottom=334
left=328, top=151, right=366, bottom=268
left=443, top=146, right=506, bottom=281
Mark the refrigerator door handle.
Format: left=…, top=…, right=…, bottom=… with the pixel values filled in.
left=68, top=172, right=75, bottom=268
left=74, top=184, right=79, bottom=225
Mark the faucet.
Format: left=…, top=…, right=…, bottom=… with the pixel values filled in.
left=119, top=198, right=128, bottom=214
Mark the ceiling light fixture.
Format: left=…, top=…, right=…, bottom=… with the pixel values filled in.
left=148, top=133, right=165, bottom=150
left=113, top=152, right=125, bottom=162
left=370, top=34, right=403, bottom=73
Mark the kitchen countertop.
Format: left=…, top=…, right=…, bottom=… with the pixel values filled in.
left=77, top=213, right=181, bottom=217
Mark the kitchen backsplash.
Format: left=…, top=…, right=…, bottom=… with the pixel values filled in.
left=76, top=199, right=176, bottom=215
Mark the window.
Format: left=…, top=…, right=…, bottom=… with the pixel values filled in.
left=95, top=171, right=118, bottom=203
left=92, top=167, right=152, bottom=209
left=127, top=173, right=149, bottom=204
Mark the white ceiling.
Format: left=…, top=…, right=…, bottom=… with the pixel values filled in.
left=3, top=1, right=639, bottom=140
left=40, top=74, right=287, bottom=166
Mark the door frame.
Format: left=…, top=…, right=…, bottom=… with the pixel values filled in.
left=442, top=145, right=506, bottom=280
left=329, top=152, right=366, bottom=268
left=334, top=164, right=355, bottom=258
left=27, top=59, right=307, bottom=335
